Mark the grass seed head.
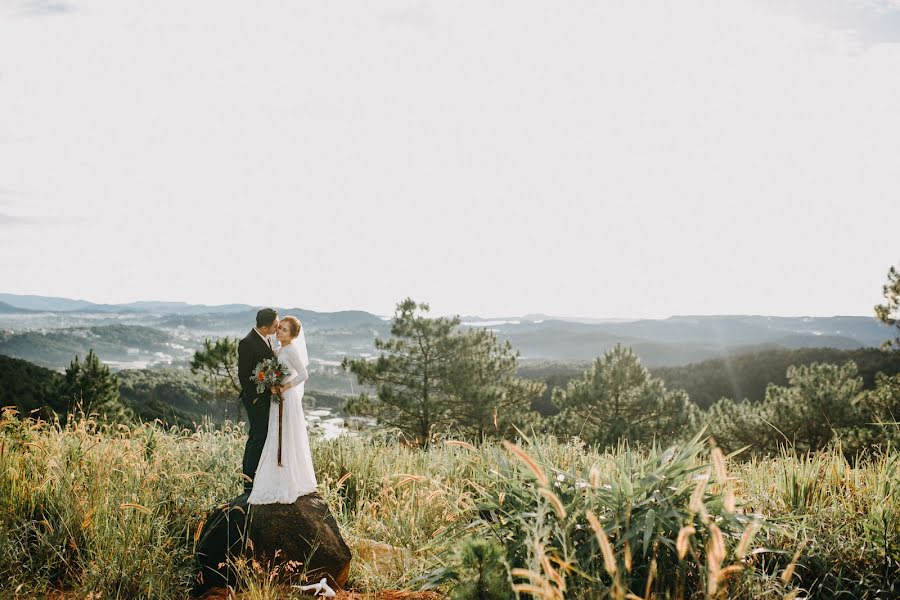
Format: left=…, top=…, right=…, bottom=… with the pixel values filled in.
left=539, top=488, right=567, bottom=520
left=589, top=465, right=602, bottom=488
left=676, top=525, right=696, bottom=560
left=735, top=521, right=759, bottom=559
left=586, top=510, right=617, bottom=576
left=503, top=441, right=549, bottom=487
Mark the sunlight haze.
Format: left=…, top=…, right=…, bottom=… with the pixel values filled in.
left=1, top=0, right=898, bottom=318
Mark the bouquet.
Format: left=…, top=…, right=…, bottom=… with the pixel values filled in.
left=251, top=357, right=291, bottom=466
left=252, top=357, right=290, bottom=403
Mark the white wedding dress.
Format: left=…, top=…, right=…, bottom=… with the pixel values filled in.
left=247, top=339, right=318, bottom=504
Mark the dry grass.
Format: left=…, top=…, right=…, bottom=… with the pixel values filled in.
left=1, top=408, right=897, bottom=599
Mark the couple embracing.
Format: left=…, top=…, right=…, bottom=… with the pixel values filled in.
left=237, top=308, right=317, bottom=505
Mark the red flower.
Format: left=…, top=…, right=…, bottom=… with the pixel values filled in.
left=257, top=372, right=265, bottom=381
left=275, top=371, right=282, bottom=377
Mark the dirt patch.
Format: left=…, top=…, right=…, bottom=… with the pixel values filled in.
left=335, top=590, right=446, bottom=600
left=45, top=586, right=445, bottom=600
left=196, top=587, right=445, bottom=600
left=333, top=593, right=444, bottom=600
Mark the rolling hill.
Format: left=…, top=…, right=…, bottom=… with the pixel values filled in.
left=0, top=293, right=892, bottom=369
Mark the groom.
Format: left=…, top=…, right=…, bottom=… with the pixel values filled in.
left=238, top=308, right=279, bottom=494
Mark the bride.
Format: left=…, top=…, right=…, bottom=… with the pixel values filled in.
left=247, top=315, right=318, bottom=505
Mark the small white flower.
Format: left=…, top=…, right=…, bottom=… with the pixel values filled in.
left=661, top=447, right=676, bottom=464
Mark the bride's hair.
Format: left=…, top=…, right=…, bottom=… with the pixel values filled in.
left=282, top=315, right=302, bottom=338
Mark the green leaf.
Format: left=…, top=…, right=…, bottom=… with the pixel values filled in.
left=643, top=507, right=655, bottom=554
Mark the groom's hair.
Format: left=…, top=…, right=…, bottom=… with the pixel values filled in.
left=256, top=308, right=278, bottom=328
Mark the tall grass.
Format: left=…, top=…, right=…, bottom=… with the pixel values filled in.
left=402, top=434, right=780, bottom=599
left=0, top=407, right=896, bottom=598
left=0, top=407, right=240, bottom=597
left=735, top=447, right=900, bottom=597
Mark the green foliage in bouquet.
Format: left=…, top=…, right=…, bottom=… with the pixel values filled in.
left=252, top=356, right=290, bottom=401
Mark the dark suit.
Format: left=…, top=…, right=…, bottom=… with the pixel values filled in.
left=238, top=328, right=275, bottom=494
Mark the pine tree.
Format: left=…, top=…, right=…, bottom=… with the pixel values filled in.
left=875, top=263, right=900, bottom=350
left=445, top=327, right=544, bottom=440
left=706, top=396, right=767, bottom=453
left=190, top=337, right=242, bottom=421
left=343, top=298, right=459, bottom=447
left=860, top=373, right=900, bottom=446
left=708, top=361, right=870, bottom=455
left=763, top=362, right=865, bottom=453
left=449, top=538, right=514, bottom=600
left=58, top=349, right=128, bottom=421
left=551, top=344, right=699, bottom=448
left=343, top=298, right=544, bottom=446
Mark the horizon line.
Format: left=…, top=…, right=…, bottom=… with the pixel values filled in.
left=0, top=291, right=878, bottom=321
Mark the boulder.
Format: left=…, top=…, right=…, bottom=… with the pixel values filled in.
left=193, top=491, right=352, bottom=597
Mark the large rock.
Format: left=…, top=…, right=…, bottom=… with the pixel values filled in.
left=193, top=492, right=352, bottom=597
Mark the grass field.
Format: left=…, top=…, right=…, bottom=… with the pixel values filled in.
left=0, top=408, right=897, bottom=599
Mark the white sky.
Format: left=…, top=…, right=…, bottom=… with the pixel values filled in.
left=1, top=0, right=898, bottom=318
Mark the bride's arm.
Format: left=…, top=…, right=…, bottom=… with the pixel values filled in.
left=280, top=346, right=309, bottom=391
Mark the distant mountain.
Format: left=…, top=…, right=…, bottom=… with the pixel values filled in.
left=520, top=313, right=640, bottom=325
left=464, top=315, right=892, bottom=367
left=0, top=293, right=96, bottom=312
left=0, top=294, right=255, bottom=315
left=0, top=294, right=389, bottom=325
left=508, top=315, right=889, bottom=351
left=770, top=333, right=863, bottom=350
left=587, top=315, right=886, bottom=347
left=119, top=301, right=255, bottom=315
left=286, top=308, right=387, bottom=330
left=0, top=293, right=892, bottom=369
left=488, top=319, right=636, bottom=361
left=157, top=307, right=387, bottom=335
left=0, top=301, right=35, bottom=314
left=0, top=325, right=185, bottom=369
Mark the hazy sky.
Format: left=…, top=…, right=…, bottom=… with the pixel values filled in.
left=1, top=0, right=898, bottom=318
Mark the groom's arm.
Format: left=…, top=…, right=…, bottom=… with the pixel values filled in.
left=237, top=337, right=255, bottom=400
